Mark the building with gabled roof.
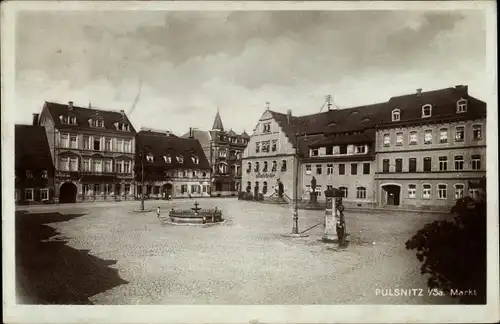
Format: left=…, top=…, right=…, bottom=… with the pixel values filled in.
left=15, top=123, right=55, bottom=205
left=37, top=101, right=137, bottom=203
left=242, top=85, right=487, bottom=211
left=136, top=128, right=211, bottom=199
left=181, top=111, right=249, bottom=196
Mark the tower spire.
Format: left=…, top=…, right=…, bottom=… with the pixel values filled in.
left=212, top=108, right=224, bottom=131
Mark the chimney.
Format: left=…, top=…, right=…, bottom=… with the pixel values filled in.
left=189, top=127, right=194, bottom=138
left=416, top=89, right=422, bottom=97
left=88, top=101, right=92, bottom=109
left=456, top=85, right=469, bottom=97
left=286, top=109, right=292, bottom=124
left=32, top=113, right=39, bottom=126
left=68, top=101, right=74, bottom=111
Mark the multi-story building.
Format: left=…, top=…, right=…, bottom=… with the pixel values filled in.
left=242, top=107, right=308, bottom=201
left=136, top=128, right=211, bottom=199
left=37, top=101, right=137, bottom=203
left=15, top=120, right=55, bottom=205
left=182, top=111, right=249, bottom=196
left=374, top=86, right=486, bottom=210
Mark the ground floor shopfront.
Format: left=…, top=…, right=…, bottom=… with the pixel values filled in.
left=55, top=175, right=136, bottom=203
left=136, top=180, right=211, bottom=199
left=210, top=176, right=241, bottom=197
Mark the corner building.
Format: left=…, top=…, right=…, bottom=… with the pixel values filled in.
left=374, top=86, right=486, bottom=211
left=38, top=101, right=137, bottom=203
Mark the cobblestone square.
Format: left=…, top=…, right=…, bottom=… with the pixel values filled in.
left=16, top=198, right=456, bottom=305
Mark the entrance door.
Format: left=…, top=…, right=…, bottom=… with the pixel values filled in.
left=59, top=182, right=77, bottom=203
left=382, top=185, right=401, bottom=206
left=163, top=183, right=173, bottom=199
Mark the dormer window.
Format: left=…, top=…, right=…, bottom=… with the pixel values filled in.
left=89, top=118, right=104, bottom=128
left=163, top=155, right=171, bottom=163
left=262, top=123, right=271, bottom=133
left=60, top=115, right=77, bottom=125
left=116, top=122, right=130, bottom=131
left=456, top=99, right=468, bottom=113
left=422, top=104, right=432, bottom=118
left=391, top=109, right=401, bottom=122
left=191, top=155, right=199, bottom=164
left=146, top=154, right=154, bottom=162
left=176, top=155, right=184, bottom=163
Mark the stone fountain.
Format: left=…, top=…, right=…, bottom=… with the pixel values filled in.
left=166, top=201, right=224, bottom=225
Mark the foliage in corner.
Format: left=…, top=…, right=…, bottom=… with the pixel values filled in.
left=406, top=191, right=487, bottom=304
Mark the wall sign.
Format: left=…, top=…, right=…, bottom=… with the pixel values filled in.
left=256, top=173, right=276, bottom=179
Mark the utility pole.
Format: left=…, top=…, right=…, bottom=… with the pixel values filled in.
left=292, top=131, right=300, bottom=234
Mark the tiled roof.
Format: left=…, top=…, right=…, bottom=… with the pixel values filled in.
left=377, top=86, right=486, bottom=126
left=45, top=101, right=137, bottom=133
left=227, top=129, right=237, bottom=137
left=241, top=130, right=250, bottom=139
left=136, top=131, right=210, bottom=170
left=181, top=129, right=211, bottom=148
left=15, top=125, right=54, bottom=171
left=308, top=129, right=376, bottom=148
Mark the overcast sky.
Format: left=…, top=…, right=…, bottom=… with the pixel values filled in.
left=15, top=9, right=487, bottom=135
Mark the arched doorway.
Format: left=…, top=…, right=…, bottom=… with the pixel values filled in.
left=381, top=184, right=401, bottom=206
left=59, top=182, right=77, bottom=203
left=162, top=183, right=173, bottom=199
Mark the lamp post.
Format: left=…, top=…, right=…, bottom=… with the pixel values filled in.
left=292, top=132, right=300, bottom=234
left=140, top=144, right=145, bottom=211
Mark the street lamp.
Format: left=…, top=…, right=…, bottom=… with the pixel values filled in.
left=140, top=144, right=145, bottom=211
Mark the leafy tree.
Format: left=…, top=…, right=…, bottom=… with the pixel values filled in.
left=406, top=179, right=487, bottom=304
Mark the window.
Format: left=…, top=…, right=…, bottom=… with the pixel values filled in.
left=94, top=184, right=100, bottom=195
left=437, top=184, right=447, bottom=200
left=202, top=172, right=207, bottom=177
left=422, top=184, right=431, bottom=199
left=255, top=142, right=260, bottom=153
left=281, top=160, right=287, bottom=172
left=93, top=160, right=102, bottom=172
left=41, top=170, right=48, bottom=179
left=70, top=135, right=78, bottom=149
left=219, top=163, right=228, bottom=174
left=83, top=136, right=91, bottom=150
left=262, top=123, right=271, bottom=133
left=395, top=159, right=403, bottom=172
left=455, top=126, right=465, bottom=142
left=409, top=131, right=418, bottom=145
left=339, top=186, right=348, bottom=198
left=271, top=161, right=277, bottom=172
left=124, top=140, right=131, bottom=153
left=311, top=149, right=319, bottom=156
left=305, top=164, right=312, bottom=174
left=192, top=170, right=198, bottom=177
left=262, top=161, right=268, bottom=172
left=363, top=163, right=370, bottom=175
left=271, top=140, right=277, bottom=152
left=60, top=134, right=69, bottom=148
left=355, top=145, right=366, bottom=154
left=439, top=128, right=448, bottom=143
left=339, top=145, right=347, bottom=154
left=305, top=185, right=311, bottom=194
left=254, top=162, right=260, bottom=172
left=392, top=109, right=400, bottom=122
left=125, top=184, right=131, bottom=194
left=59, top=157, right=69, bottom=171
left=183, top=170, right=188, bottom=177
left=422, top=104, right=432, bottom=118
left=261, top=141, right=270, bottom=153
left=469, top=189, right=479, bottom=200
left=247, top=162, right=252, bottom=173
left=382, top=159, right=390, bottom=173
left=439, top=156, right=448, bottom=171
left=473, top=125, right=482, bottom=140
left=423, top=157, right=432, bottom=172
left=409, top=158, right=417, bottom=172
left=316, top=164, right=322, bottom=175
left=25, top=188, right=34, bottom=201
left=124, top=161, right=131, bottom=174
left=69, top=158, right=78, bottom=171
left=351, top=163, right=358, bottom=175
left=424, top=130, right=432, bottom=144
left=219, top=149, right=227, bottom=158
left=408, top=184, right=416, bottom=199
left=192, top=156, right=199, bottom=164
left=327, top=164, right=333, bottom=175
left=472, top=155, right=481, bottom=170
left=40, top=188, right=49, bottom=201
left=115, top=161, right=122, bottom=173
left=356, top=187, right=366, bottom=199
left=454, top=155, right=464, bottom=170
left=104, top=184, right=112, bottom=195
left=93, top=137, right=101, bottom=150
left=454, top=184, right=465, bottom=200
left=104, top=138, right=111, bottom=151
left=336, top=163, right=344, bottom=175
left=316, top=185, right=322, bottom=197
left=26, top=170, right=33, bottom=179
left=457, top=99, right=467, bottom=113
left=146, top=154, right=154, bottom=162
left=383, top=134, right=391, bottom=147
left=325, top=146, right=333, bottom=155
left=177, top=155, right=184, bottom=164
left=163, top=155, right=171, bottom=163
left=396, top=132, right=403, bottom=146
left=83, top=184, right=91, bottom=196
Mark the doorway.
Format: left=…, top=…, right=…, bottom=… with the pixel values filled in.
left=163, top=183, right=173, bottom=199
left=382, top=184, right=401, bottom=206
left=59, top=182, right=77, bottom=203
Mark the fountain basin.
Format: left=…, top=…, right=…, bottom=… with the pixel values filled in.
left=168, top=203, right=224, bottom=225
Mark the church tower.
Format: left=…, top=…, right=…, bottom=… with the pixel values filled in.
left=211, top=108, right=224, bottom=131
